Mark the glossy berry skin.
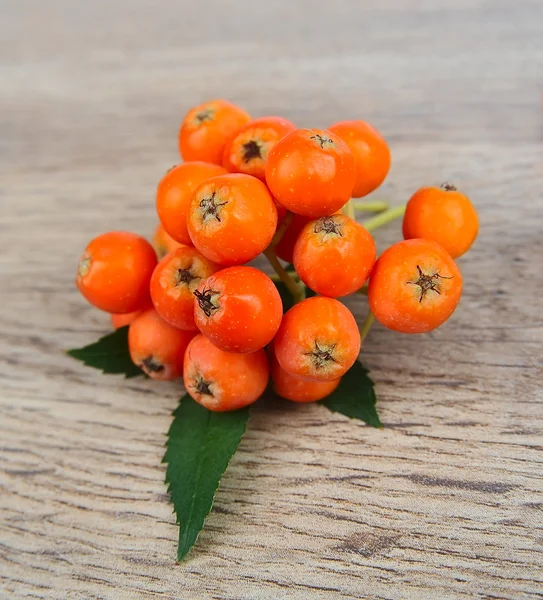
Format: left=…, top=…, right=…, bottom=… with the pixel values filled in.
left=128, top=309, right=196, bottom=380
left=274, top=296, right=360, bottom=382
left=76, top=231, right=157, bottom=314
left=111, top=309, right=145, bottom=329
left=184, top=334, right=269, bottom=411
left=265, top=128, right=356, bottom=218
left=222, top=116, right=296, bottom=181
left=368, top=239, right=463, bottom=334
left=150, top=246, right=221, bottom=331
left=402, top=183, right=479, bottom=258
left=153, top=223, right=183, bottom=259
left=194, top=266, right=282, bottom=353
left=187, top=173, right=278, bottom=266
left=179, top=99, right=251, bottom=165
left=156, top=162, right=227, bottom=245
left=293, top=214, right=376, bottom=297
left=328, top=120, right=391, bottom=198
left=270, top=348, right=340, bottom=403
left=275, top=214, right=313, bottom=263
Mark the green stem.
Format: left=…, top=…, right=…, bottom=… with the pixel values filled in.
left=264, top=248, right=305, bottom=304
left=345, top=199, right=355, bottom=219
left=359, top=312, right=375, bottom=344
left=269, top=271, right=300, bottom=283
left=271, top=211, right=293, bottom=247
left=362, top=204, right=406, bottom=232
left=354, top=200, right=389, bottom=213
left=357, top=285, right=368, bottom=296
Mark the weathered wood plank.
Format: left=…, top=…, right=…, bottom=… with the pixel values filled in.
left=1, top=0, right=542, bottom=598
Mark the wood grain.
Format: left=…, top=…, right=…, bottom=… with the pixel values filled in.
left=1, top=0, right=542, bottom=598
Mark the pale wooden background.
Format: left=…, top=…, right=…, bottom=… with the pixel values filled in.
left=1, top=0, right=542, bottom=598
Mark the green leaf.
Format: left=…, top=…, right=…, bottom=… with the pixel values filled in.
left=67, top=326, right=142, bottom=378
left=320, top=360, right=382, bottom=428
left=163, top=395, right=250, bottom=561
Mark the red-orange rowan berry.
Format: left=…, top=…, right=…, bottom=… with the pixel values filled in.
left=402, top=183, right=479, bottom=258
left=179, top=99, right=251, bottom=165
left=76, top=231, right=157, bottom=314
left=222, top=116, right=296, bottom=181
left=194, top=266, right=282, bottom=353
left=265, top=128, right=356, bottom=218
left=150, top=246, right=221, bottom=331
left=156, top=162, right=227, bottom=246
left=293, top=214, right=376, bottom=297
left=111, top=309, right=144, bottom=329
left=128, top=309, right=195, bottom=380
left=275, top=214, right=313, bottom=264
left=187, top=173, right=277, bottom=266
left=269, top=348, right=340, bottom=403
left=328, top=120, right=391, bottom=198
left=368, top=238, right=463, bottom=333
left=274, top=296, right=360, bottom=382
left=184, top=334, right=269, bottom=411
left=153, top=223, right=184, bottom=259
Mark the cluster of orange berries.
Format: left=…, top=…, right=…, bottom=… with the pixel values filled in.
left=76, top=99, right=478, bottom=412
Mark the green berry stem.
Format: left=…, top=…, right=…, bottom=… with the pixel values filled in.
left=264, top=248, right=305, bottom=303
left=356, top=285, right=368, bottom=296
left=269, top=270, right=300, bottom=283
left=359, top=311, right=375, bottom=344
left=345, top=199, right=356, bottom=219
left=353, top=200, right=389, bottom=213
left=362, top=204, right=406, bottom=232
left=271, top=210, right=293, bottom=247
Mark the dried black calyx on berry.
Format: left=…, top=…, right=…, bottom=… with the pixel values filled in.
left=441, top=182, right=457, bottom=191
left=305, top=341, right=339, bottom=370
left=314, top=216, right=343, bottom=237
left=199, top=191, right=228, bottom=222
left=194, top=377, right=214, bottom=396
left=194, top=288, right=220, bottom=317
left=310, top=134, right=334, bottom=149
left=242, top=140, right=262, bottom=162
left=195, top=108, right=214, bottom=125
left=407, top=265, right=453, bottom=302
left=176, top=268, right=198, bottom=286
left=140, top=356, right=164, bottom=373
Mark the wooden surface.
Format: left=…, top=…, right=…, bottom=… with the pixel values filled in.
left=1, top=0, right=542, bottom=598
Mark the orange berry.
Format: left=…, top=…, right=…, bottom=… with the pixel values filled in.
left=368, top=239, right=463, bottom=333
left=76, top=231, right=157, bottom=314
left=156, top=162, right=227, bottom=245
left=328, top=120, right=391, bottom=198
left=293, top=214, right=376, bottom=297
left=265, top=128, right=356, bottom=218
left=274, top=296, right=360, bottom=382
left=150, top=246, right=221, bottom=331
left=187, top=173, right=277, bottom=266
left=275, top=213, right=312, bottom=264
left=179, top=99, right=251, bottom=165
left=194, top=266, right=283, bottom=353
left=111, top=309, right=144, bottom=329
left=222, top=116, right=296, bottom=181
left=270, top=347, right=340, bottom=403
left=128, top=309, right=196, bottom=380
left=402, top=183, right=479, bottom=258
left=152, top=223, right=184, bottom=259
left=184, top=334, right=269, bottom=411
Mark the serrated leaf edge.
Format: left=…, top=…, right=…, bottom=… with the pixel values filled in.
left=163, top=398, right=250, bottom=562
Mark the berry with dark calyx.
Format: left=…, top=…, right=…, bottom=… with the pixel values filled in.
left=194, top=266, right=283, bottom=353
left=183, top=334, right=269, bottom=411
left=368, top=238, right=463, bottom=333
left=274, top=296, right=360, bottom=382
